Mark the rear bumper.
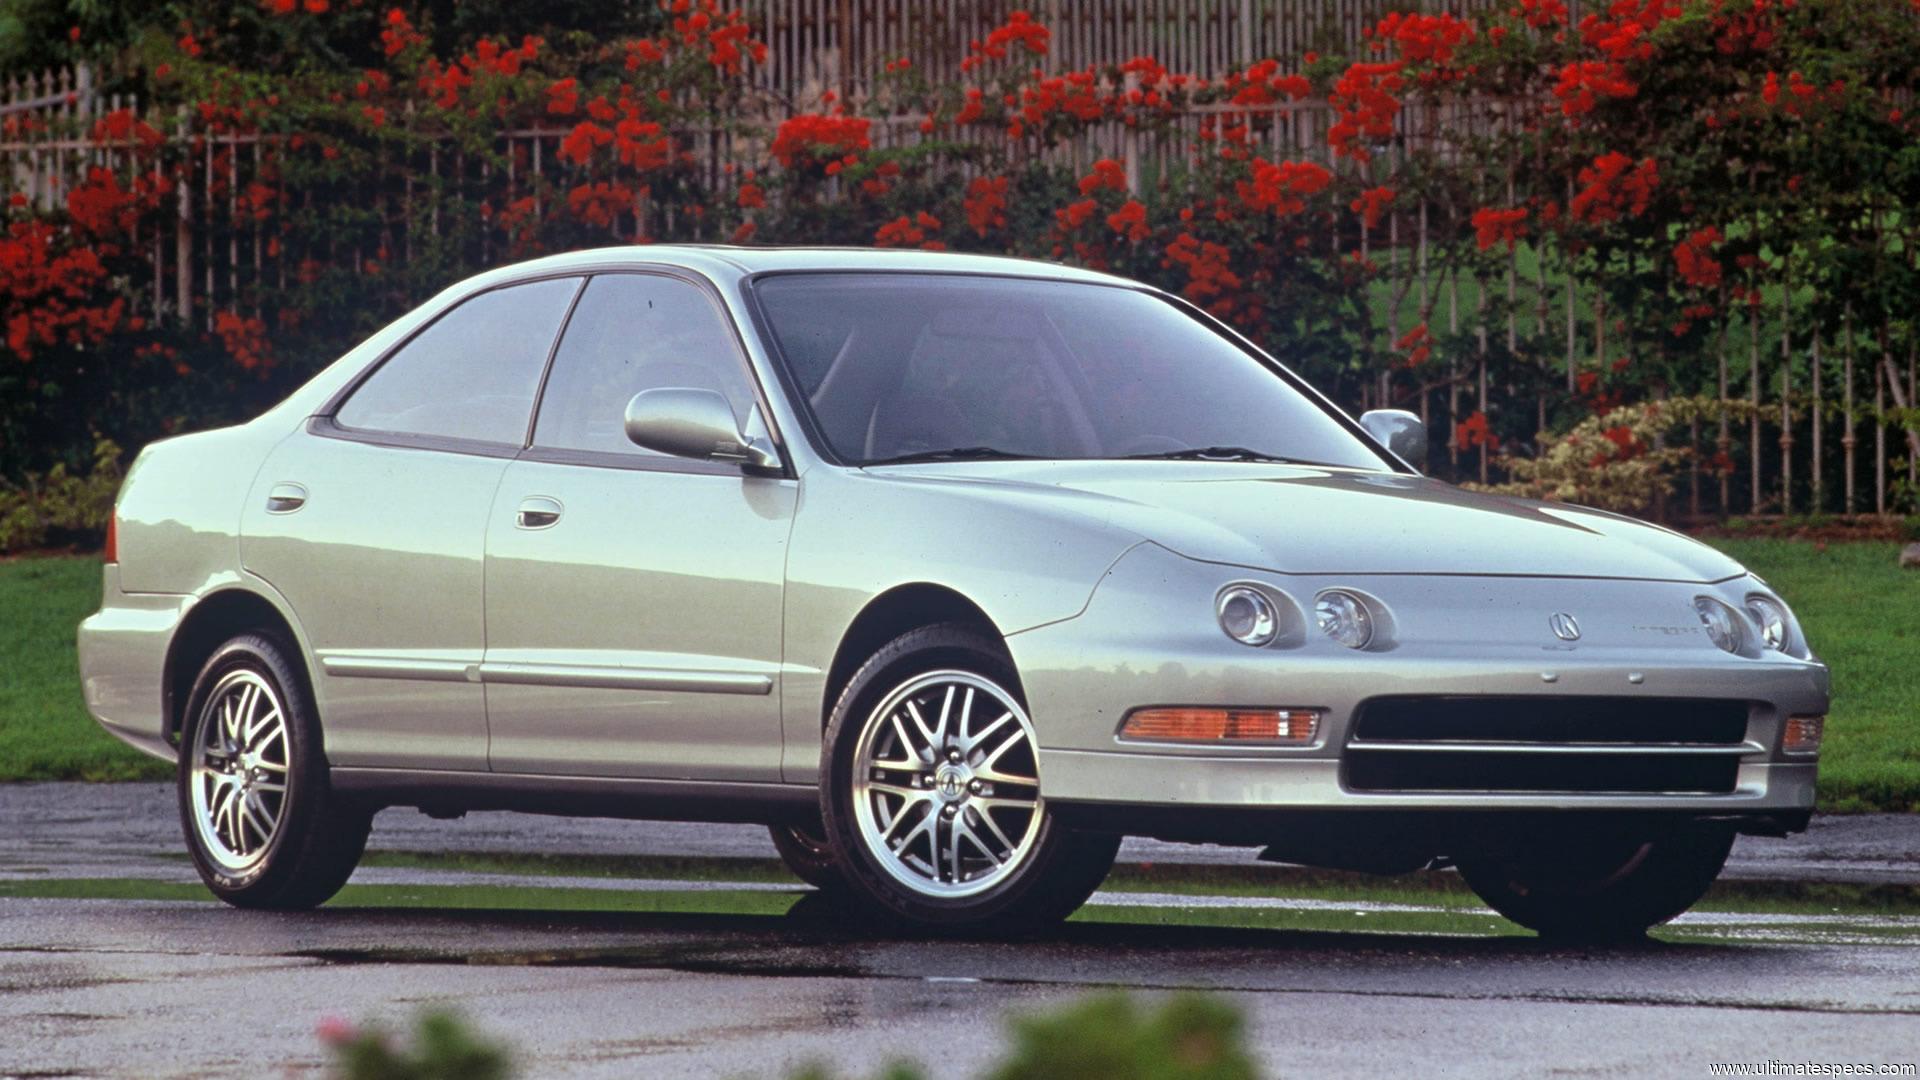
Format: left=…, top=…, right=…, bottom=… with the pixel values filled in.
left=76, top=564, right=187, bottom=762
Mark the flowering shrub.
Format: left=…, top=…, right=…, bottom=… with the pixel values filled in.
left=6, top=0, right=1920, bottom=520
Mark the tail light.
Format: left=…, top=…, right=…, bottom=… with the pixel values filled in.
left=104, top=514, right=118, bottom=564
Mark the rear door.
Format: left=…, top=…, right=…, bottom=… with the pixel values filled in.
left=241, top=276, right=583, bottom=770
left=481, top=272, right=795, bottom=780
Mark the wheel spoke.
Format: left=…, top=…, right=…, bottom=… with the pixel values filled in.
left=973, top=803, right=1017, bottom=853
left=245, top=707, right=283, bottom=752
left=905, top=700, right=939, bottom=750
left=241, top=793, right=275, bottom=844
left=932, top=685, right=955, bottom=747
left=959, top=818, right=1003, bottom=867
left=945, top=812, right=964, bottom=881
left=873, top=712, right=923, bottom=770
left=963, top=711, right=1012, bottom=753
left=974, top=729, right=1036, bottom=786
left=956, top=687, right=975, bottom=746
left=868, top=780, right=930, bottom=804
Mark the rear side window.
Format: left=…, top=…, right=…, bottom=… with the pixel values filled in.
left=336, top=277, right=582, bottom=446
left=531, top=274, right=756, bottom=458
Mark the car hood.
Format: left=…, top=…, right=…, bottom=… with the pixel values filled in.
left=866, top=461, right=1745, bottom=583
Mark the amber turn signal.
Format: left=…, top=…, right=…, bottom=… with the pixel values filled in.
left=1782, top=715, right=1824, bottom=754
left=1118, top=707, right=1320, bottom=745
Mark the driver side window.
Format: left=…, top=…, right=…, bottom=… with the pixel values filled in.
left=531, top=273, right=758, bottom=458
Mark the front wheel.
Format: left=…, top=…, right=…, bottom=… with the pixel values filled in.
left=821, top=625, right=1118, bottom=933
left=177, top=632, right=370, bottom=910
left=1457, top=825, right=1735, bottom=941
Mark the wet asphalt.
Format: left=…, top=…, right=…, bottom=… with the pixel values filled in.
left=3, top=783, right=1919, bottom=1078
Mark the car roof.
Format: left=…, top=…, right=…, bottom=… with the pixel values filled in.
left=473, top=244, right=1142, bottom=290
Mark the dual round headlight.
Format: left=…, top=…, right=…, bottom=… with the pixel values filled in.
left=1216, top=586, right=1279, bottom=647
left=1313, top=590, right=1374, bottom=649
left=1744, top=595, right=1792, bottom=653
left=1216, top=585, right=1376, bottom=649
left=1694, top=593, right=1796, bottom=655
left=1693, top=596, right=1746, bottom=654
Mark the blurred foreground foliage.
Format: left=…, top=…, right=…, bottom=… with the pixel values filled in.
left=323, top=993, right=1259, bottom=1080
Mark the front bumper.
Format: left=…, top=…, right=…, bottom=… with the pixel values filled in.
left=1009, top=543, right=1827, bottom=821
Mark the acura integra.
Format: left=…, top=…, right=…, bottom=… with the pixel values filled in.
left=78, top=246, right=1827, bottom=938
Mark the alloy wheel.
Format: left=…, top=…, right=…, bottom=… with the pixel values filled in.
left=850, top=669, right=1044, bottom=898
left=188, top=668, right=291, bottom=874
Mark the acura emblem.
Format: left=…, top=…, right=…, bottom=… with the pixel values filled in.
left=1548, top=612, right=1581, bottom=641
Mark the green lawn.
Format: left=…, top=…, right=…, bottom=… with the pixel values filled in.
left=1, top=542, right=1914, bottom=807
left=1711, top=539, right=1920, bottom=812
left=0, top=556, right=167, bottom=781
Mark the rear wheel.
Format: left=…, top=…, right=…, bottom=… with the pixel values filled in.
left=821, top=624, right=1118, bottom=933
left=1458, top=826, right=1735, bottom=941
left=177, top=633, right=370, bottom=910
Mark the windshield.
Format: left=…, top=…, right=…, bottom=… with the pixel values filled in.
left=752, top=272, right=1388, bottom=469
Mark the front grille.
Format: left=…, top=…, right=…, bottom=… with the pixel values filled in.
left=1343, top=696, right=1751, bottom=795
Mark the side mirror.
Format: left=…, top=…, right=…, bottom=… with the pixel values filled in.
left=1359, top=409, right=1427, bottom=473
left=624, top=387, right=780, bottom=471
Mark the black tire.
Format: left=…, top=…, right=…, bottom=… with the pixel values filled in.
left=176, top=632, right=370, bottom=910
left=1457, top=825, right=1735, bottom=941
left=820, top=623, right=1119, bottom=934
left=768, top=817, right=846, bottom=891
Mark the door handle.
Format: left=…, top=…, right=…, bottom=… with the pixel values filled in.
left=515, top=496, right=563, bottom=530
left=265, top=482, right=308, bottom=514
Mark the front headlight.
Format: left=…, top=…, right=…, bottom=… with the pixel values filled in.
left=1314, top=590, right=1374, bottom=649
left=1693, top=596, right=1745, bottom=654
left=1744, top=594, right=1792, bottom=653
left=1216, top=585, right=1278, bottom=647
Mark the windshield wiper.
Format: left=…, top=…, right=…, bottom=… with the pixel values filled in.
left=863, top=446, right=1042, bottom=466
left=1118, top=446, right=1331, bottom=466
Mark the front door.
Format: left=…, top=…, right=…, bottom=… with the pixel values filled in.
left=482, top=272, right=795, bottom=780
left=241, top=276, right=583, bottom=770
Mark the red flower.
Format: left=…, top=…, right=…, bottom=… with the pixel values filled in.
left=1672, top=226, right=1724, bottom=289
left=1078, top=158, right=1127, bottom=195
left=964, top=175, right=1009, bottom=236
left=1553, top=60, right=1636, bottom=119
left=959, top=10, right=1050, bottom=73
left=737, top=182, right=765, bottom=210
left=874, top=212, right=945, bottom=250
left=1570, top=153, right=1658, bottom=223
left=1054, top=199, right=1098, bottom=231
left=1454, top=410, right=1497, bottom=451
left=1351, top=186, right=1395, bottom=230
left=1107, top=199, right=1149, bottom=243
left=1471, top=207, right=1528, bottom=251
left=1395, top=323, right=1431, bottom=366
left=770, top=114, right=871, bottom=170
left=1327, top=62, right=1405, bottom=162
left=1518, top=0, right=1569, bottom=28
left=1368, top=11, right=1475, bottom=67
left=1238, top=159, right=1331, bottom=216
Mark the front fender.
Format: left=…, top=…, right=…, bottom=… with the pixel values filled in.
left=778, top=467, right=1143, bottom=784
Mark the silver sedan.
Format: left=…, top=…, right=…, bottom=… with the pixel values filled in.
left=78, top=246, right=1827, bottom=937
